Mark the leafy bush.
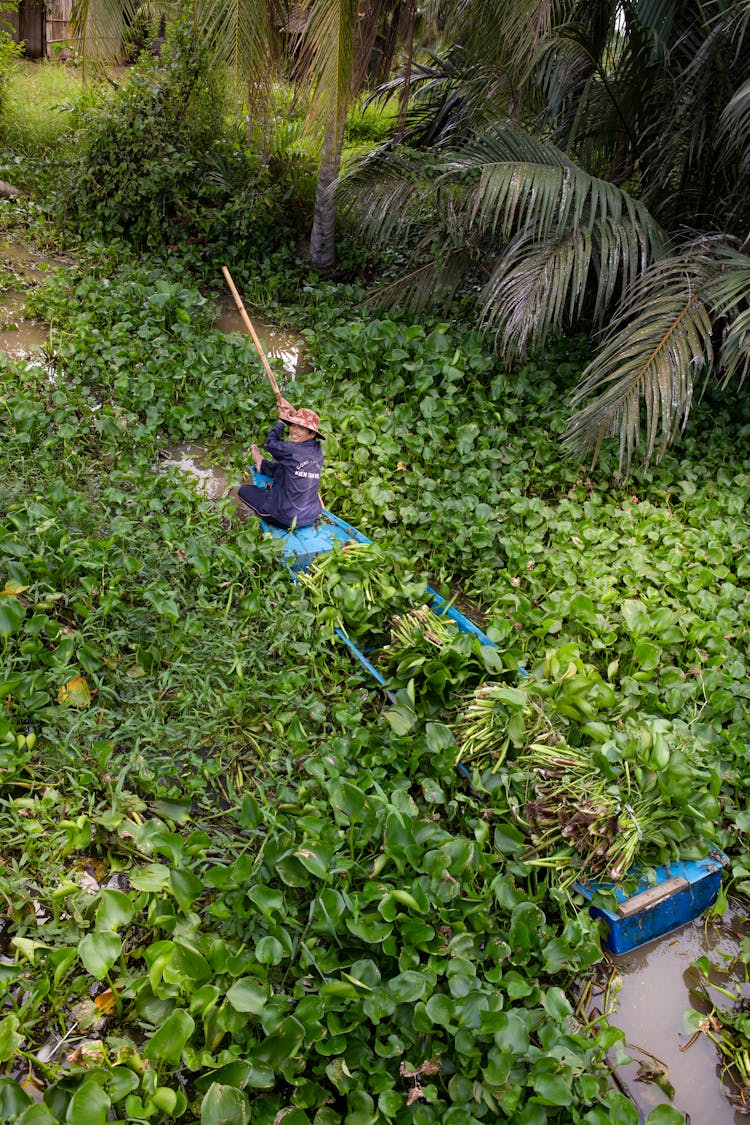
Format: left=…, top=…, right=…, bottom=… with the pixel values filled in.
left=0, top=10, right=22, bottom=140
left=57, top=21, right=234, bottom=245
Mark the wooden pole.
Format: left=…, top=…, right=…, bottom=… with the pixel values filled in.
left=221, top=266, right=281, bottom=400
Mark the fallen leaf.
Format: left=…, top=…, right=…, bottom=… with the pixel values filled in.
left=58, top=676, right=92, bottom=708
left=94, top=987, right=117, bottom=1014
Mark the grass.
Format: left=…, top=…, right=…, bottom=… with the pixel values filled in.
left=0, top=58, right=86, bottom=157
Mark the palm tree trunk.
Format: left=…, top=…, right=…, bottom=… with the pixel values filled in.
left=309, top=117, right=344, bottom=273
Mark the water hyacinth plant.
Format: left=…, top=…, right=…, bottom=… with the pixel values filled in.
left=0, top=203, right=747, bottom=1124
left=297, top=540, right=428, bottom=640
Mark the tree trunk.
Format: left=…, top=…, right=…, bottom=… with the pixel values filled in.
left=309, top=117, right=344, bottom=273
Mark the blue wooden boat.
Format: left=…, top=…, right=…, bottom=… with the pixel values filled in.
left=247, top=470, right=496, bottom=698
left=246, top=471, right=729, bottom=951
left=573, top=848, right=729, bottom=954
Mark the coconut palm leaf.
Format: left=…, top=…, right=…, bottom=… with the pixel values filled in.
left=71, top=0, right=139, bottom=66
left=718, top=306, right=750, bottom=386
left=563, top=253, right=723, bottom=469
left=338, top=148, right=444, bottom=245
left=478, top=210, right=657, bottom=353
left=425, top=0, right=573, bottom=74
left=703, top=245, right=750, bottom=383
left=363, top=245, right=473, bottom=315
left=366, top=48, right=514, bottom=143
left=720, top=78, right=750, bottom=172
left=479, top=229, right=594, bottom=354
left=295, top=0, right=358, bottom=143
left=438, top=125, right=666, bottom=258
left=191, top=0, right=283, bottom=77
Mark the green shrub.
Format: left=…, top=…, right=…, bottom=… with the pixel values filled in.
left=0, top=6, right=22, bottom=136
left=58, top=19, right=232, bottom=245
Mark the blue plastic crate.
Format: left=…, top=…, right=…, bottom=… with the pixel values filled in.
left=573, top=847, right=729, bottom=954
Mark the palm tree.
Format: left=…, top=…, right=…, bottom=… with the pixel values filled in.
left=297, top=0, right=418, bottom=271
left=341, top=0, right=750, bottom=469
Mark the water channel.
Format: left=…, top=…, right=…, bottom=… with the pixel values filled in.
left=2, top=246, right=749, bottom=1124
left=593, top=899, right=750, bottom=1123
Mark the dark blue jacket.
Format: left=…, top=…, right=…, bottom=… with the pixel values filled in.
left=258, top=423, right=323, bottom=528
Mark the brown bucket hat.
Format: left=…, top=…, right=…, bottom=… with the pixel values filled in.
left=286, top=407, right=325, bottom=438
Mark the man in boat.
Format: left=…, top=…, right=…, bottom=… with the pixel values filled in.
left=238, top=396, right=324, bottom=529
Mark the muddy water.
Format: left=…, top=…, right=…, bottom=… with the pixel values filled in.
left=215, top=301, right=304, bottom=378
left=599, top=900, right=750, bottom=1123
left=0, top=291, right=49, bottom=358
left=159, top=443, right=234, bottom=501
left=0, top=237, right=68, bottom=360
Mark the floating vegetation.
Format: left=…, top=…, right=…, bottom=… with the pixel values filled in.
left=297, top=540, right=427, bottom=639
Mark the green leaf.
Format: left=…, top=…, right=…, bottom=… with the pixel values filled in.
left=388, top=971, right=429, bottom=1002
left=17, top=1104, right=57, bottom=1124
left=0, top=1016, right=22, bottom=1063
left=425, top=993, right=455, bottom=1027
left=542, top=987, right=572, bottom=1020
left=531, top=1071, right=572, bottom=1106
left=255, top=936, right=286, bottom=965
left=0, top=597, right=25, bottom=637
left=385, top=703, right=417, bottom=735
left=95, top=889, right=135, bottom=931
left=330, top=781, right=366, bottom=821
left=295, top=845, right=333, bottom=879
left=200, top=1083, right=249, bottom=1125
left=0, top=1078, right=31, bottom=1117
left=644, top=1107, right=686, bottom=1125
left=65, top=1081, right=111, bottom=1124
left=171, top=940, right=212, bottom=984
left=170, top=867, right=205, bottom=912
left=226, top=978, right=269, bottom=1015
left=424, top=722, right=456, bottom=752
left=248, top=884, right=285, bottom=918
left=346, top=916, right=393, bottom=943
left=621, top=599, right=650, bottom=637
left=130, top=863, right=172, bottom=892
left=633, top=639, right=661, bottom=671
left=252, top=1016, right=306, bottom=1066
left=106, top=1067, right=140, bottom=1102
left=78, top=931, right=122, bottom=979
left=144, top=1009, right=195, bottom=1065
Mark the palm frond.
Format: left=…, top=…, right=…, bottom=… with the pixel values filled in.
left=425, top=0, right=575, bottom=71
left=718, top=307, right=750, bottom=386
left=296, top=0, right=358, bottom=142
left=366, top=48, right=517, bottom=145
left=191, top=0, right=281, bottom=78
left=479, top=229, right=594, bottom=355
left=703, top=244, right=750, bottom=383
left=362, top=247, right=473, bottom=315
left=438, top=125, right=666, bottom=256
left=564, top=253, right=720, bottom=469
left=720, top=78, right=750, bottom=172
left=478, top=211, right=655, bottom=353
left=72, top=0, right=139, bottom=67
left=338, top=149, right=441, bottom=246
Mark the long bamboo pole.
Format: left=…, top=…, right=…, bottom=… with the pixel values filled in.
left=221, top=266, right=281, bottom=401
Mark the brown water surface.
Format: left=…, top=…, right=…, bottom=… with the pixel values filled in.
left=159, top=442, right=233, bottom=501
left=0, top=237, right=70, bottom=361
left=215, top=300, right=305, bottom=378
left=0, top=291, right=49, bottom=358
left=600, top=899, right=750, bottom=1123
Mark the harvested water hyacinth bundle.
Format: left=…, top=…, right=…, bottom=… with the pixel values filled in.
left=297, top=541, right=427, bottom=639
left=453, top=681, right=559, bottom=773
